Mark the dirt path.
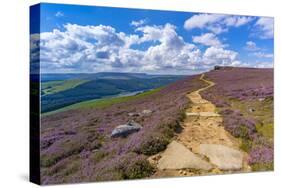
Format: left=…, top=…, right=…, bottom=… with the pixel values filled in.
left=149, top=74, right=250, bottom=177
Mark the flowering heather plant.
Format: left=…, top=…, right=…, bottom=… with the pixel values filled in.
left=202, top=90, right=230, bottom=108
left=201, top=67, right=273, bottom=171
left=249, top=146, right=273, bottom=164
left=249, top=146, right=273, bottom=171
left=40, top=75, right=207, bottom=184
left=220, top=109, right=256, bottom=139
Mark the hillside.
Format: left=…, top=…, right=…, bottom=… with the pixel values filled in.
left=40, top=74, right=207, bottom=184
left=41, top=73, right=184, bottom=113
left=40, top=67, right=273, bottom=184
left=201, top=67, right=273, bottom=171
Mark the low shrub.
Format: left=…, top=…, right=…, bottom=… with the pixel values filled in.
left=249, top=146, right=274, bottom=171
left=41, top=136, right=85, bottom=167
left=240, top=139, right=252, bottom=152
left=93, top=153, right=154, bottom=181
left=221, top=109, right=256, bottom=139
left=251, top=162, right=273, bottom=171
left=136, top=135, right=170, bottom=155
left=90, top=151, right=108, bottom=163
left=122, top=156, right=154, bottom=179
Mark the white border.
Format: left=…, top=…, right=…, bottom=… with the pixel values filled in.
left=0, top=0, right=280, bottom=188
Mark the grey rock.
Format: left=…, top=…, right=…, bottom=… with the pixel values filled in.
left=157, top=141, right=212, bottom=170
left=199, top=144, right=244, bottom=170
left=111, top=120, right=142, bottom=138
left=248, top=108, right=255, bottom=113
left=128, top=109, right=152, bottom=117
left=142, top=109, right=153, bottom=115
left=128, top=112, right=141, bottom=117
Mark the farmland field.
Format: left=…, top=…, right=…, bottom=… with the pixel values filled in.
left=41, top=80, right=88, bottom=95
left=43, top=87, right=162, bottom=116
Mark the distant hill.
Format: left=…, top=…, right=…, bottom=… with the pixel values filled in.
left=41, top=72, right=184, bottom=82
left=41, top=72, right=185, bottom=113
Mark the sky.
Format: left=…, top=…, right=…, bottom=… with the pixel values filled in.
left=30, top=3, right=274, bottom=75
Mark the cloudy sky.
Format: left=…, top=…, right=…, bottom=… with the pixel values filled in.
left=30, top=3, right=274, bottom=74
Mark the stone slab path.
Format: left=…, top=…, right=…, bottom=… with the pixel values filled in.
left=157, top=141, right=212, bottom=171
left=199, top=144, right=244, bottom=170
left=149, top=74, right=250, bottom=178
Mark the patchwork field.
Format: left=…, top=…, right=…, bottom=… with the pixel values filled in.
left=41, top=80, right=88, bottom=96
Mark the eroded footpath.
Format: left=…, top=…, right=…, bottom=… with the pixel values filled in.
left=149, top=74, right=251, bottom=177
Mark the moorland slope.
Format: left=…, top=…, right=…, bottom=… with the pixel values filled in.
left=40, top=74, right=206, bottom=184
left=40, top=67, right=273, bottom=184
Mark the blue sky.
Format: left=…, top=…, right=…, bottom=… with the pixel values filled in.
left=30, top=3, right=274, bottom=74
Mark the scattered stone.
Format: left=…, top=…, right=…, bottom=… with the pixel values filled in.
left=142, top=109, right=153, bottom=115
left=211, top=168, right=222, bottom=174
left=111, top=120, right=142, bottom=138
left=199, top=112, right=220, bottom=117
left=248, top=108, right=255, bottom=113
left=157, top=141, right=212, bottom=170
left=259, top=98, right=265, bottom=102
left=199, top=144, right=243, bottom=170
left=186, top=112, right=200, bottom=116
left=128, top=109, right=152, bottom=117
left=148, top=155, right=160, bottom=166
left=128, top=112, right=141, bottom=117
left=186, top=112, right=221, bottom=117
left=151, top=154, right=161, bottom=161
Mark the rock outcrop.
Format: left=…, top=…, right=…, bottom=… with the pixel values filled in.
left=111, top=120, right=142, bottom=138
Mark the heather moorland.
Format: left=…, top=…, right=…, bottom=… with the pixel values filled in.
left=201, top=67, right=274, bottom=171
left=40, top=74, right=207, bottom=184
left=40, top=67, right=273, bottom=184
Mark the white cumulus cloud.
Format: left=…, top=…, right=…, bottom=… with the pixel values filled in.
left=184, top=14, right=225, bottom=30
left=224, top=16, right=253, bottom=27
left=252, top=52, right=273, bottom=59
left=130, top=19, right=148, bottom=27
left=254, top=61, right=273, bottom=68
left=244, top=41, right=260, bottom=51
left=31, top=23, right=242, bottom=74
left=192, top=33, right=223, bottom=47
left=254, top=17, right=274, bottom=39
left=184, top=13, right=253, bottom=34
left=55, top=11, right=64, bottom=17
left=203, top=46, right=240, bottom=66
